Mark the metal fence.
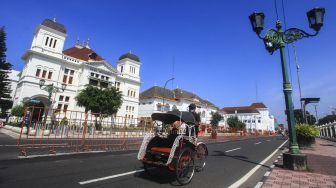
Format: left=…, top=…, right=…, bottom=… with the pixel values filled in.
left=17, top=107, right=154, bottom=156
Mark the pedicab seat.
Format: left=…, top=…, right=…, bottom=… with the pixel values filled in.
left=150, top=147, right=172, bottom=154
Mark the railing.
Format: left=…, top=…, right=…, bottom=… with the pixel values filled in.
left=15, top=106, right=277, bottom=157
left=318, top=121, right=336, bottom=140
left=17, top=107, right=153, bottom=156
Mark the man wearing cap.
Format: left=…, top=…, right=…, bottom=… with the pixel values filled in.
left=188, top=103, right=201, bottom=137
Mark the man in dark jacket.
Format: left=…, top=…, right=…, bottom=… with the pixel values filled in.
left=188, top=103, right=200, bottom=137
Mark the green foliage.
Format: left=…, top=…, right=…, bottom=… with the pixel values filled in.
left=11, top=104, right=25, bottom=117
left=75, top=86, right=123, bottom=115
left=76, top=86, right=123, bottom=130
left=318, top=115, right=336, bottom=125
left=60, top=117, right=68, bottom=126
left=171, top=105, right=179, bottom=112
left=296, top=124, right=319, bottom=138
left=0, top=27, right=13, bottom=116
left=210, top=111, right=223, bottom=127
left=294, top=109, right=316, bottom=125
left=1, top=100, right=13, bottom=117
left=227, top=116, right=246, bottom=129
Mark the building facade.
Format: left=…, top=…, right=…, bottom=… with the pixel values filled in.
left=221, top=103, right=275, bottom=132
left=139, top=86, right=221, bottom=125
left=13, top=19, right=141, bottom=119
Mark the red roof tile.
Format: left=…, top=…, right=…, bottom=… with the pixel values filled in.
left=251, top=102, right=267, bottom=108
left=221, top=103, right=267, bottom=114
left=63, top=46, right=104, bottom=61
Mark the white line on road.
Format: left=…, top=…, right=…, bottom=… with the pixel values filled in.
left=0, top=144, right=18, bottom=147
left=255, top=142, right=261, bottom=145
left=264, top=171, right=271, bottom=177
left=225, top=148, right=241, bottom=153
left=79, top=169, right=144, bottom=185
left=266, top=140, right=271, bottom=142
left=254, top=182, right=263, bottom=188
left=228, top=139, right=288, bottom=188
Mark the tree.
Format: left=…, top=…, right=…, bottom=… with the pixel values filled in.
left=318, top=115, right=336, bottom=125
left=210, top=111, right=223, bottom=127
left=11, top=104, right=25, bottom=118
left=294, top=109, right=316, bottom=125
left=76, top=86, right=99, bottom=113
left=227, top=116, right=246, bottom=130
left=0, top=27, right=13, bottom=117
left=76, top=86, right=123, bottom=130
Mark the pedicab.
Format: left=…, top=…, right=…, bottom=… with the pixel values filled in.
left=137, top=111, right=208, bottom=185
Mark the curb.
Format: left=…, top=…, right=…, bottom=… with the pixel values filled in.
left=254, top=147, right=288, bottom=188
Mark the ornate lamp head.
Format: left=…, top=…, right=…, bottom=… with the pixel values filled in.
left=61, top=83, right=67, bottom=91
left=249, top=12, right=265, bottom=35
left=307, top=7, right=325, bottom=32
left=39, top=79, right=45, bottom=88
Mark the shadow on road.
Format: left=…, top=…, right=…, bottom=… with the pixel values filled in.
left=134, top=166, right=182, bottom=186
left=211, top=150, right=271, bottom=170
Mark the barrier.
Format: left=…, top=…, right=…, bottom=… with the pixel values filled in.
left=17, top=107, right=153, bottom=156
left=16, top=107, right=275, bottom=156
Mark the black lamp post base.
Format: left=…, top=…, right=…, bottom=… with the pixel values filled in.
left=283, top=152, right=307, bottom=171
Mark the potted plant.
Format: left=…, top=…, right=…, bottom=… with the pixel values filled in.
left=296, top=123, right=319, bottom=148
left=210, top=111, right=223, bottom=139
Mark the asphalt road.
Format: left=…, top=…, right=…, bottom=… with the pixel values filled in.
left=0, top=136, right=287, bottom=188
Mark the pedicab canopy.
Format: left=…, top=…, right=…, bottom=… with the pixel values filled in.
left=151, top=111, right=196, bottom=125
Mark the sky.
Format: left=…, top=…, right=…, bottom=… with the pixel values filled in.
left=1, top=0, right=335, bottom=125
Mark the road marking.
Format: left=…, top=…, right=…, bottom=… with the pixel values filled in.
left=79, top=169, right=144, bottom=185
left=225, top=148, right=241, bottom=153
left=254, top=182, right=263, bottom=188
left=270, top=164, right=275, bottom=168
left=228, top=139, right=288, bottom=188
left=255, top=142, right=261, bottom=145
left=264, top=171, right=271, bottom=177
left=18, top=151, right=137, bottom=159
left=0, top=144, right=18, bottom=147
left=266, top=140, right=271, bottom=142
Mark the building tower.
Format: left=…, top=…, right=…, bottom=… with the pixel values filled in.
left=14, top=19, right=67, bottom=108
left=116, top=52, right=141, bottom=119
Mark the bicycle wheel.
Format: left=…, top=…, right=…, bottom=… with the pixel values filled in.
left=175, top=147, right=195, bottom=185
left=195, top=143, right=207, bottom=172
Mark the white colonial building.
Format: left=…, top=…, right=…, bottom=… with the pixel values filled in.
left=13, top=19, right=141, bottom=119
left=221, top=103, right=275, bottom=132
left=138, top=86, right=221, bottom=125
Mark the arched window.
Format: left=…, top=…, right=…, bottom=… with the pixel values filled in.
left=201, top=111, right=206, bottom=118
left=45, top=37, right=49, bottom=46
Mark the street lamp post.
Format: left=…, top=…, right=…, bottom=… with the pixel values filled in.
left=249, top=7, right=325, bottom=170
left=39, top=79, right=67, bottom=107
left=162, top=77, right=174, bottom=112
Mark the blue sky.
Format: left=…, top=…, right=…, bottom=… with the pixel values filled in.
left=1, top=0, right=335, bottom=125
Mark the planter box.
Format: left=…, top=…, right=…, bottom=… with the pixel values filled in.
left=297, top=135, right=315, bottom=148
left=29, top=128, right=36, bottom=136
left=43, top=130, right=50, bottom=136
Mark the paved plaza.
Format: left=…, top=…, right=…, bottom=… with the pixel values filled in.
left=262, top=138, right=336, bottom=188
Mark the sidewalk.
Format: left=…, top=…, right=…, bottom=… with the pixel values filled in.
left=262, top=138, right=336, bottom=188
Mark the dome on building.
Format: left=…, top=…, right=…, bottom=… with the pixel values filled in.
left=41, top=19, right=67, bottom=34
left=118, top=52, right=140, bottom=62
